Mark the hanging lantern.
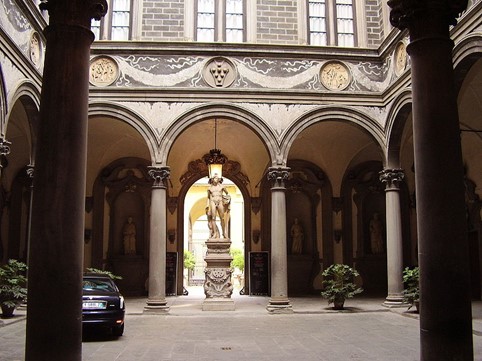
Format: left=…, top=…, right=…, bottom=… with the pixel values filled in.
left=203, top=119, right=226, bottom=179
left=204, top=148, right=226, bottom=179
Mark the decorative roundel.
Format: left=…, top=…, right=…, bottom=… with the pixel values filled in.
left=203, top=57, right=236, bottom=88
left=394, top=41, right=407, bottom=77
left=29, top=32, right=42, bottom=68
left=89, top=56, right=119, bottom=87
left=320, top=61, right=351, bottom=91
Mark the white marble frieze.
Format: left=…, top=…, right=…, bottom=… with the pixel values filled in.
left=1, top=0, right=32, bottom=59
left=242, top=103, right=316, bottom=136
left=100, top=54, right=402, bottom=93
left=118, top=101, right=203, bottom=132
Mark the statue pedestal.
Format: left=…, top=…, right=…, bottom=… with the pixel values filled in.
left=202, top=237, right=235, bottom=311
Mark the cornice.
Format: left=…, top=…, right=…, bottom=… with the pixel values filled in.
left=88, top=87, right=386, bottom=107
left=90, top=41, right=381, bottom=62
left=15, top=0, right=48, bottom=31
left=450, top=1, right=482, bottom=43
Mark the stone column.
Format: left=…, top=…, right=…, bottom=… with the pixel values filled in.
left=266, top=166, right=293, bottom=313
left=0, top=138, right=10, bottom=259
left=379, top=168, right=405, bottom=307
left=145, top=166, right=170, bottom=313
left=388, top=1, right=473, bottom=360
left=25, top=2, right=107, bottom=360
left=25, top=165, right=34, bottom=267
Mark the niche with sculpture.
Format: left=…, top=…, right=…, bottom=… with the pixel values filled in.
left=284, top=161, right=324, bottom=295
left=93, top=159, right=152, bottom=296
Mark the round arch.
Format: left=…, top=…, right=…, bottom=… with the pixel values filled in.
left=6, top=81, right=41, bottom=162
left=385, top=89, right=413, bottom=168
left=175, top=165, right=252, bottom=296
left=0, top=68, right=7, bottom=135
left=158, top=103, right=279, bottom=166
left=88, top=101, right=159, bottom=164
left=280, top=106, right=386, bottom=164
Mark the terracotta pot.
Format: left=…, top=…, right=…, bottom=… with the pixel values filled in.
left=1, top=303, right=16, bottom=318
left=333, top=296, right=345, bottom=310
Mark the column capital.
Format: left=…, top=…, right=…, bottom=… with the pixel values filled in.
left=388, top=0, right=468, bottom=30
left=0, top=138, right=11, bottom=157
left=26, top=164, right=35, bottom=179
left=379, top=168, right=404, bottom=189
left=148, top=166, right=170, bottom=188
left=39, top=0, right=108, bottom=26
left=0, top=138, right=11, bottom=175
left=267, top=166, right=290, bottom=188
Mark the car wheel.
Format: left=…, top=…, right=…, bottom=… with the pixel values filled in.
left=112, top=324, right=124, bottom=337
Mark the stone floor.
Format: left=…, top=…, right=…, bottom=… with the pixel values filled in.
left=2, top=287, right=482, bottom=360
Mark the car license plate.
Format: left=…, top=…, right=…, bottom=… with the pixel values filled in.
left=83, top=301, right=107, bottom=309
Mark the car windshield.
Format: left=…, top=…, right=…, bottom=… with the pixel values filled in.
left=83, top=278, right=117, bottom=292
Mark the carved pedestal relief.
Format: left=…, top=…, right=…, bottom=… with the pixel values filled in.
left=202, top=238, right=235, bottom=310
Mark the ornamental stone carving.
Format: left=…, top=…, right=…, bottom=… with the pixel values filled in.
left=267, top=167, right=290, bottom=188
left=204, top=268, right=234, bottom=298
left=148, top=166, right=170, bottom=188
left=203, top=57, right=236, bottom=88
left=39, top=0, right=108, bottom=26
left=379, top=168, right=405, bottom=189
left=89, top=56, right=119, bottom=87
left=394, top=41, right=407, bottom=76
left=320, top=61, right=351, bottom=91
left=388, top=0, right=468, bottom=29
left=29, top=32, right=42, bottom=68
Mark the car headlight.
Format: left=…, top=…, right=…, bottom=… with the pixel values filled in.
left=119, top=295, right=125, bottom=309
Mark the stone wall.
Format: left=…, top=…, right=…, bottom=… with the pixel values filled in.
left=142, top=0, right=185, bottom=41
left=256, top=0, right=299, bottom=44
left=365, top=0, right=384, bottom=48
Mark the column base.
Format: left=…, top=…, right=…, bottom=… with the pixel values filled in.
left=266, top=297, right=293, bottom=313
left=382, top=294, right=407, bottom=308
left=202, top=297, right=235, bottom=311
left=144, top=298, right=170, bottom=313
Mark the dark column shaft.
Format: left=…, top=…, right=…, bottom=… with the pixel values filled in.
left=25, top=20, right=94, bottom=361
left=406, top=9, right=473, bottom=361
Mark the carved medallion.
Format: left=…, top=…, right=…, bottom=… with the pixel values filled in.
left=89, top=56, right=119, bottom=87
left=394, top=41, right=407, bottom=76
left=320, top=61, right=351, bottom=91
left=29, top=32, right=42, bottom=68
left=203, top=57, right=236, bottom=88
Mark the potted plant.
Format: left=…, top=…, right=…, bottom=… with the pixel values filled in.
left=0, top=259, right=28, bottom=318
left=402, top=266, right=419, bottom=312
left=321, top=263, right=363, bottom=310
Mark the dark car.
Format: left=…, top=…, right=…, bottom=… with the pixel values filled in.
left=82, top=273, right=125, bottom=336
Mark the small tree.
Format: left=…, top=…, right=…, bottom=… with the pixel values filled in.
left=0, top=259, right=28, bottom=311
left=402, top=266, right=419, bottom=311
left=230, top=248, right=244, bottom=273
left=184, top=250, right=195, bottom=272
left=321, top=264, right=363, bottom=309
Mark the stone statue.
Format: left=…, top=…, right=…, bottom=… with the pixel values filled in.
left=123, top=216, right=137, bottom=255
left=290, top=218, right=304, bottom=254
left=369, top=212, right=384, bottom=254
left=206, top=174, right=230, bottom=238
